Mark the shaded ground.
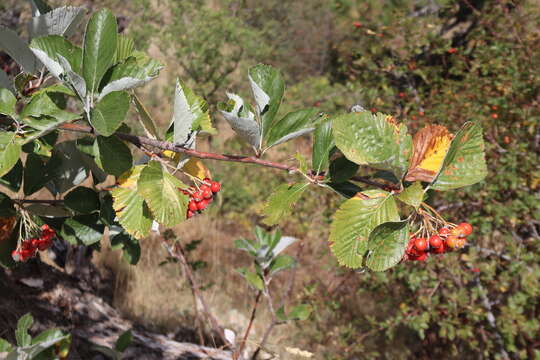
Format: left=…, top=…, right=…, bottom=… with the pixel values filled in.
left=0, top=259, right=231, bottom=359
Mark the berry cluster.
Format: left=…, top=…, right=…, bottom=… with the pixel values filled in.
left=182, top=178, right=221, bottom=219
left=405, top=222, right=473, bottom=262
left=11, top=224, right=56, bottom=262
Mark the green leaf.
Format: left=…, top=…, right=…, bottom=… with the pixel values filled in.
left=132, top=93, right=159, bottom=139
left=219, top=93, right=260, bottom=149
left=23, top=153, right=49, bottom=196
left=234, top=238, right=258, bottom=257
left=0, top=70, right=13, bottom=93
left=94, top=135, right=132, bottom=177
left=22, top=330, right=69, bottom=359
left=99, top=191, right=114, bottom=226
left=262, top=183, right=308, bottom=226
left=326, top=181, right=362, bottom=199
left=396, top=182, right=424, bottom=209
left=61, top=214, right=104, bottom=246
left=312, top=118, right=334, bottom=173
left=333, top=112, right=412, bottom=179
left=269, top=254, right=295, bottom=275
left=111, top=233, right=141, bottom=265
left=0, top=27, right=39, bottom=73
left=89, top=91, right=130, bottom=136
left=366, top=220, right=409, bottom=271
left=29, top=35, right=82, bottom=79
left=237, top=268, right=264, bottom=291
left=99, top=56, right=162, bottom=100
left=329, top=156, right=359, bottom=183
left=264, top=108, right=318, bottom=149
left=46, top=141, right=90, bottom=194
left=114, top=330, right=132, bottom=352
left=111, top=166, right=153, bottom=239
left=137, top=161, right=189, bottom=227
left=82, top=9, right=118, bottom=94
left=28, top=6, right=85, bottom=39
left=287, top=304, right=312, bottom=321
left=1, top=159, right=22, bottom=192
left=64, top=187, right=100, bottom=214
left=248, top=64, right=284, bottom=136
left=0, top=338, right=13, bottom=352
left=431, top=122, right=488, bottom=191
left=329, top=190, right=399, bottom=268
left=114, top=35, right=135, bottom=63
left=31, top=83, right=76, bottom=98
left=172, top=79, right=215, bottom=145
left=16, top=313, right=33, bottom=347
left=0, top=88, right=17, bottom=118
left=0, top=132, right=21, bottom=178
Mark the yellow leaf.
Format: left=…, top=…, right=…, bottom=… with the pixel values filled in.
left=405, top=125, right=452, bottom=183
left=162, top=150, right=181, bottom=163
left=182, top=158, right=209, bottom=179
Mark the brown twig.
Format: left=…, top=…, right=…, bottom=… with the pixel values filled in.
left=234, top=291, right=262, bottom=360
left=164, top=240, right=230, bottom=348
left=58, top=123, right=397, bottom=191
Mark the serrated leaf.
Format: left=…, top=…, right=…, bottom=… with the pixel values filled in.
left=333, top=112, right=412, bottom=179
left=262, top=183, right=308, bottom=226
left=287, top=304, right=312, bottom=321
left=312, top=118, right=334, bottom=173
left=137, top=161, right=189, bottom=227
left=0, top=88, right=17, bottom=118
left=329, top=190, right=399, bottom=268
left=396, top=182, right=424, bottom=209
left=269, top=254, right=295, bottom=275
left=29, top=0, right=52, bottom=16
left=114, top=35, right=135, bottom=63
left=64, top=187, right=100, bottom=214
left=90, top=91, right=130, bottom=136
left=237, top=268, right=264, bottom=290
left=111, top=233, right=141, bottom=265
left=248, top=64, right=284, bottom=136
left=264, top=108, right=318, bottom=149
left=329, top=157, right=359, bottom=183
left=219, top=92, right=260, bottom=149
left=23, top=153, right=49, bottom=196
left=171, top=79, right=215, bottom=145
left=431, top=122, right=487, bottom=191
left=132, top=93, right=159, bottom=139
left=99, top=56, right=162, bottom=100
left=0, top=132, right=21, bottom=178
left=46, top=141, right=89, bottom=194
left=94, top=135, right=132, bottom=177
left=28, top=6, right=85, bottom=39
left=0, top=27, right=39, bottom=73
left=29, top=35, right=82, bottom=79
left=61, top=214, right=104, bottom=245
left=112, top=172, right=153, bottom=240
left=1, top=159, right=22, bottom=192
left=326, top=181, right=362, bottom=199
left=366, top=220, right=409, bottom=271
left=16, top=313, right=33, bottom=347
left=82, top=9, right=117, bottom=94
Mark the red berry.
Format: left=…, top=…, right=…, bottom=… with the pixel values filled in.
left=429, top=235, right=443, bottom=249
left=202, top=189, right=213, bottom=199
left=11, top=250, right=20, bottom=261
left=197, top=199, right=210, bottom=211
left=187, top=210, right=194, bottom=218
left=188, top=200, right=198, bottom=212
left=446, top=235, right=460, bottom=249
left=398, top=92, right=406, bottom=98
left=353, top=21, right=362, bottom=28
left=491, top=113, right=498, bottom=119
left=448, top=48, right=458, bottom=54
left=414, top=237, right=428, bottom=252
left=210, top=181, right=221, bottom=193
left=438, top=228, right=450, bottom=236
left=415, top=252, right=429, bottom=262
left=432, top=242, right=446, bottom=254
left=457, top=222, right=473, bottom=236
left=192, top=191, right=204, bottom=202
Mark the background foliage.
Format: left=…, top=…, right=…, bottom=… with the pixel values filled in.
left=1, top=0, right=539, bottom=359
